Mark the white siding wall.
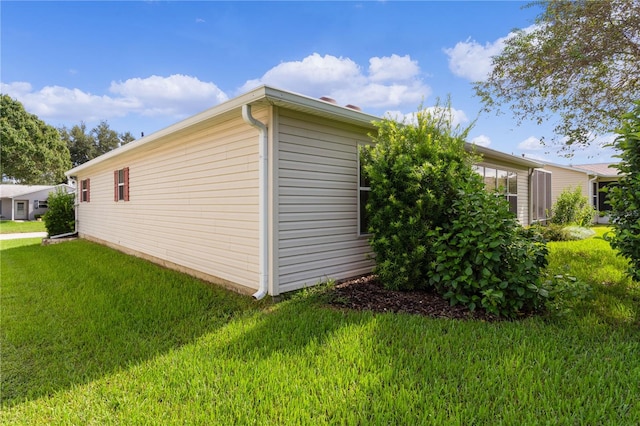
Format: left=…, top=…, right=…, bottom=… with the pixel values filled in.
left=75, top=110, right=264, bottom=291
left=543, top=164, right=590, bottom=206
left=276, top=110, right=374, bottom=293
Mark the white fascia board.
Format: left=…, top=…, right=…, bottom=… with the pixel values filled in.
left=469, top=144, right=545, bottom=169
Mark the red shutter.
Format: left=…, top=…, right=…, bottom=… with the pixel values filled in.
left=114, top=170, right=119, bottom=201
left=123, top=167, right=130, bottom=201
left=86, top=178, right=90, bottom=203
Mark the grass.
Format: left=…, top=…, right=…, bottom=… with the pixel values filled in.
left=1, top=230, right=639, bottom=424
left=0, top=220, right=46, bottom=234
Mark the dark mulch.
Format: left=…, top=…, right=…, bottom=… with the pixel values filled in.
left=327, top=275, right=500, bottom=321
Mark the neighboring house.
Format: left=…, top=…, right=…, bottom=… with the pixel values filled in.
left=543, top=162, right=620, bottom=224
left=0, top=184, right=74, bottom=221
left=65, top=85, right=547, bottom=298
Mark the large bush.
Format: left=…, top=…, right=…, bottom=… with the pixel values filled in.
left=43, top=187, right=75, bottom=237
left=550, top=186, right=594, bottom=226
left=607, top=101, right=640, bottom=281
left=361, top=108, right=549, bottom=317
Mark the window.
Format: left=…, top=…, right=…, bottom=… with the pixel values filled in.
left=531, top=169, right=552, bottom=222
left=114, top=167, right=130, bottom=201
left=81, top=179, right=90, bottom=202
left=358, top=145, right=371, bottom=235
left=33, top=200, right=48, bottom=209
left=474, top=164, right=518, bottom=215
left=596, top=181, right=616, bottom=212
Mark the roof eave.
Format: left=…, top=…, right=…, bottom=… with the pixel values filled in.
left=66, top=85, right=378, bottom=177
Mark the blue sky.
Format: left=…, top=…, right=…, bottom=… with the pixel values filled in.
left=2, top=1, right=617, bottom=165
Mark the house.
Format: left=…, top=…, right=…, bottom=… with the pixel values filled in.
left=65, top=85, right=547, bottom=298
left=0, top=184, right=74, bottom=221
left=543, top=162, right=620, bottom=223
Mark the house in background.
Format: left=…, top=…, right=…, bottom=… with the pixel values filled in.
left=543, top=162, right=620, bottom=224
left=0, top=184, right=74, bottom=221
left=65, top=85, right=549, bottom=298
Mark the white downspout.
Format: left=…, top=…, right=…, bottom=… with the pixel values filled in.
left=242, top=104, right=268, bottom=300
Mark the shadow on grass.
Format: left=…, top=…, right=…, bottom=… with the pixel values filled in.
left=0, top=240, right=258, bottom=407
left=212, top=289, right=640, bottom=423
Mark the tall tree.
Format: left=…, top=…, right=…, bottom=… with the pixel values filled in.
left=60, top=121, right=135, bottom=167
left=93, top=120, right=121, bottom=156
left=0, top=95, right=71, bottom=184
left=60, top=122, right=95, bottom=167
left=475, top=0, right=640, bottom=150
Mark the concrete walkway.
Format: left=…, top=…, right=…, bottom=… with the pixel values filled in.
left=0, top=232, right=48, bottom=240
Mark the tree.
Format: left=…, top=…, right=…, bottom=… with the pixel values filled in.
left=361, top=107, right=549, bottom=317
left=60, top=121, right=135, bottom=167
left=607, top=101, right=640, bottom=281
left=475, top=0, right=640, bottom=150
left=59, top=122, right=95, bottom=167
left=0, top=95, right=71, bottom=184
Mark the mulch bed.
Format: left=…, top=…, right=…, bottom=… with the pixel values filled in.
left=327, top=275, right=501, bottom=321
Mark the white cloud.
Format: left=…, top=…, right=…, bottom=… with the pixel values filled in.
left=240, top=52, right=430, bottom=110
left=110, top=74, right=228, bottom=117
left=368, top=54, right=420, bottom=82
left=470, top=134, right=491, bottom=147
left=444, top=25, right=537, bottom=82
left=444, top=36, right=507, bottom=82
left=1, top=75, right=228, bottom=123
left=518, top=136, right=544, bottom=151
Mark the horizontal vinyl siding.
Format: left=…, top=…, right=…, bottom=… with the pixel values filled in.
left=75, top=110, right=263, bottom=291
left=277, top=110, right=374, bottom=293
left=544, top=165, right=590, bottom=206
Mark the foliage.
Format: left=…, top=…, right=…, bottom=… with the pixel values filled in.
left=475, top=0, right=640, bottom=150
left=0, top=95, right=71, bottom=184
left=532, top=223, right=571, bottom=242
left=361, top=106, right=479, bottom=291
left=541, top=273, right=593, bottom=318
left=362, top=107, right=549, bottom=317
left=551, top=186, right=594, bottom=226
left=430, top=191, right=549, bottom=317
left=607, top=101, right=640, bottom=281
left=532, top=223, right=596, bottom=242
left=42, top=187, right=75, bottom=236
left=60, top=120, right=135, bottom=167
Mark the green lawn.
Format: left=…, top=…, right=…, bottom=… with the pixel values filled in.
left=1, top=230, right=639, bottom=424
left=0, top=220, right=46, bottom=234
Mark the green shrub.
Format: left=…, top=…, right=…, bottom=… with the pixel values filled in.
left=607, top=101, right=640, bottom=282
left=541, top=273, right=593, bottom=317
left=551, top=186, right=595, bottom=227
left=532, top=223, right=571, bottom=242
left=430, top=190, right=549, bottom=317
left=361, top=108, right=482, bottom=291
left=42, top=187, right=75, bottom=236
left=362, top=106, right=549, bottom=317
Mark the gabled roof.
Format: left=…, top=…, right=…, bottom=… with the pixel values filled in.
left=0, top=184, right=56, bottom=198
left=0, top=184, right=74, bottom=199
left=572, top=163, right=620, bottom=177
left=66, top=85, right=543, bottom=176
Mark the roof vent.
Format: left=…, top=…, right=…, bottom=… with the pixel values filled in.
left=319, top=96, right=337, bottom=104
left=345, top=104, right=361, bottom=111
